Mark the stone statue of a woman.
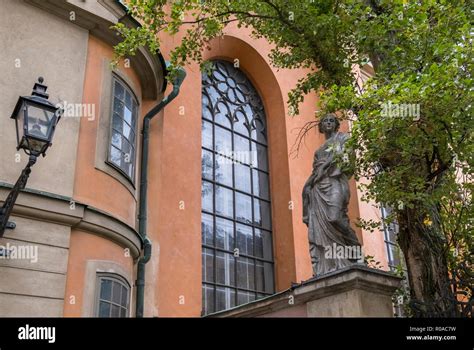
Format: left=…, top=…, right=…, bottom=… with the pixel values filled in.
left=302, top=114, right=361, bottom=276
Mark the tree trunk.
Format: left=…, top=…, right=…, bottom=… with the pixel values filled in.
left=397, top=206, right=457, bottom=317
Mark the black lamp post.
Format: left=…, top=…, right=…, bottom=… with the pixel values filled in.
left=0, top=77, right=62, bottom=237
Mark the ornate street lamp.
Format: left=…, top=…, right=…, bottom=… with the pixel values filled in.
left=0, top=77, right=62, bottom=237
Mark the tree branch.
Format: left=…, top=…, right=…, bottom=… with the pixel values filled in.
left=289, top=120, right=319, bottom=159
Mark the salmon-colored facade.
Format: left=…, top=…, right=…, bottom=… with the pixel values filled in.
left=0, top=0, right=392, bottom=317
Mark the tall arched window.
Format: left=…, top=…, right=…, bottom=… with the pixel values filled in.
left=201, top=60, right=274, bottom=314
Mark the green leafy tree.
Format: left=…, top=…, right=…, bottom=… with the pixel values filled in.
left=114, top=0, right=473, bottom=317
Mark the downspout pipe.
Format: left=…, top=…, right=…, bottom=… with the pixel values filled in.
left=136, top=64, right=187, bottom=318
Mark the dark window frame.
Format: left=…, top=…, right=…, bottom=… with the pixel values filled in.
left=95, top=273, right=131, bottom=318
left=107, top=75, right=139, bottom=184
left=381, top=207, right=404, bottom=271
left=201, top=60, right=275, bottom=315
left=381, top=206, right=409, bottom=317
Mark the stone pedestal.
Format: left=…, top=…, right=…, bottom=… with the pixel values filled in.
left=210, top=265, right=402, bottom=317
left=302, top=264, right=402, bottom=317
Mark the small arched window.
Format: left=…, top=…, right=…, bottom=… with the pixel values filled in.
left=201, top=60, right=275, bottom=315
left=96, top=273, right=130, bottom=317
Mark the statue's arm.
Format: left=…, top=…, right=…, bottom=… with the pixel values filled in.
left=312, top=153, right=335, bottom=184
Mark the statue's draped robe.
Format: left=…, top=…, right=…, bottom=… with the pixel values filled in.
left=302, top=132, right=361, bottom=276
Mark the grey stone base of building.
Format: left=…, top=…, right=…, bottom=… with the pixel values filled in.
left=209, top=264, right=402, bottom=317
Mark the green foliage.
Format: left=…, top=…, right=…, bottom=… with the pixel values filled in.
left=364, top=255, right=384, bottom=269
left=356, top=217, right=381, bottom=233
left=391, top=266, right=413, bottom=317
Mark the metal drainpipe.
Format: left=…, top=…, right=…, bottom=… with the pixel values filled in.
left=136, top=64, right=186, bottom=318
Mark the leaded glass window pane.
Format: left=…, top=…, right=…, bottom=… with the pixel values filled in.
left=201, top=60, right=275, bottom=315
left=96, top=275, right=130, bottom=318
left=108, top=78, right=138, bottom=180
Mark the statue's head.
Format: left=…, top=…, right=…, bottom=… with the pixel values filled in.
left=318, top=113, right=340, bottom=134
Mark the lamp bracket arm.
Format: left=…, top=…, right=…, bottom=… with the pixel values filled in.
left=0, top=155, right=37, bottom=237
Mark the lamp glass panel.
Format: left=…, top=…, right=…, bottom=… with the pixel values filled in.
left=26, top=103, right=55, bottom=141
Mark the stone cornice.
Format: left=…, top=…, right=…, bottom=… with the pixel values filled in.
left=24, top=0, right=166, bottom=99
left=0, top=183, right=142, bottom=259
left=209, top=265, right=402, bottom=317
